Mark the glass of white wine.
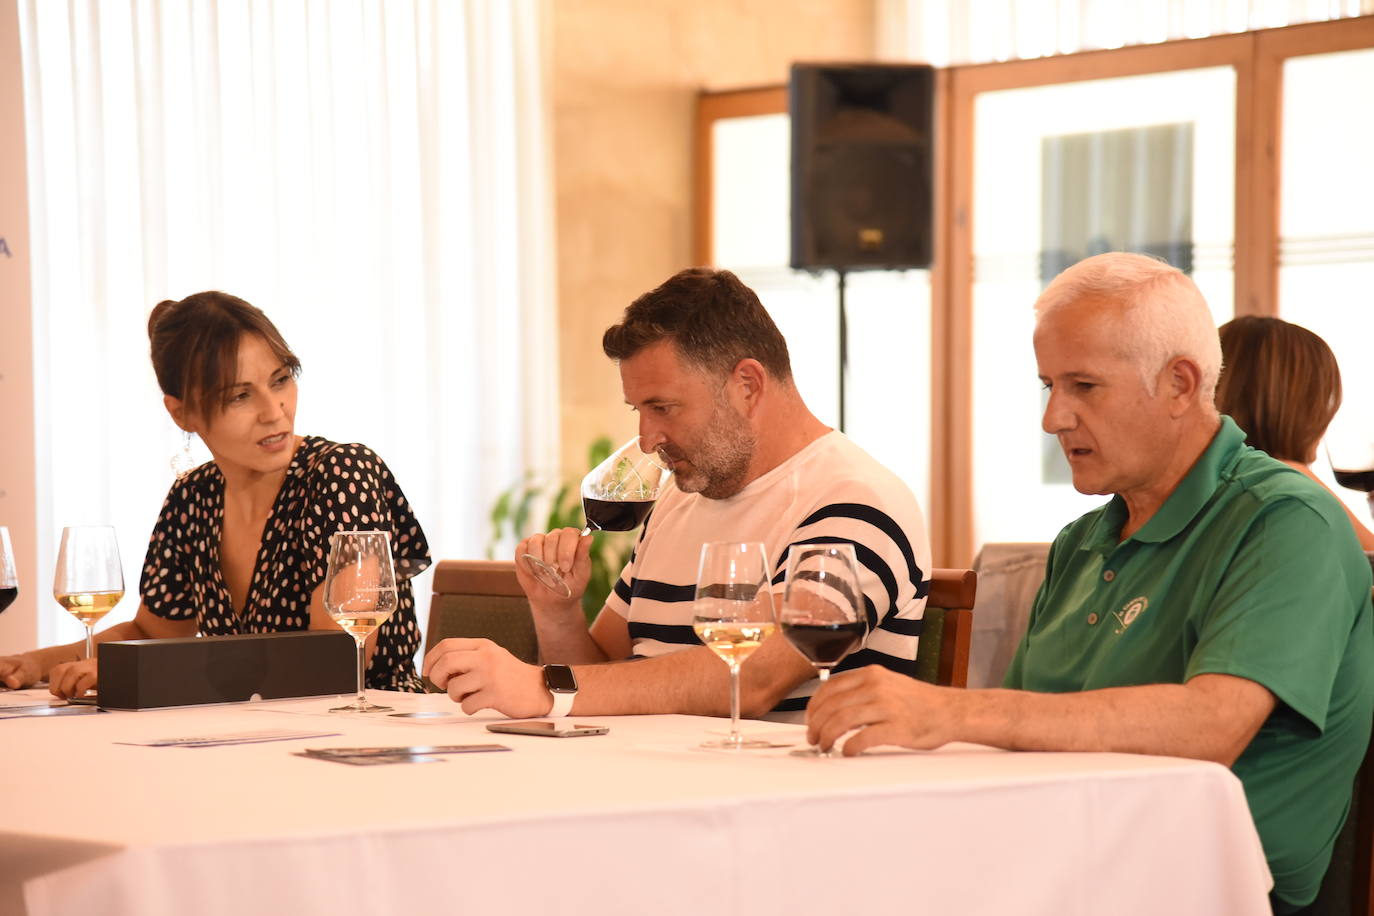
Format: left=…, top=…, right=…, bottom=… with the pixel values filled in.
left=325, top=530, right=399, bottom=714
left=692, top=541, right=776, bottom=749
left=53, top=526, right=124, bottom=663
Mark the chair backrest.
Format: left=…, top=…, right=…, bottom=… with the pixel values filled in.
left=428, top=560, right=976, bottom=689
left=914, top=568, right=977, bottom=688
left=426, top=560, right=538, bottom=663
left=969, top=542, right=1051, bottom=688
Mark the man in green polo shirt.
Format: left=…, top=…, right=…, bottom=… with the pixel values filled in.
left=805, top=251, right=1374, bottom=912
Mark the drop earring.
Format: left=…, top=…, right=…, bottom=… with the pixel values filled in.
left=171, top=431, right=196, bottom=481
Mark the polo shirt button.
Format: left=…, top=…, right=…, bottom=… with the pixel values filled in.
left=1088, top=612, right=1099, bottom=625
left=1103, top=570, right=1115, bottom=582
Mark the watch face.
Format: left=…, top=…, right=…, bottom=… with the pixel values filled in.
left=544, top=665, right=577, bottom=693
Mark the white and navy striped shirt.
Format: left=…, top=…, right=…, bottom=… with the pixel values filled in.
left=605, top=431, right=931, bottom=720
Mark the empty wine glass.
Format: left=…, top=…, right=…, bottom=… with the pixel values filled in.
left=53, top=526, right=124, bottom=662
left=0, top=527, right=17, bottom=615
left=325, top=530, right=399, bottom=714
left=522, top=437, right=672, bottom=597
left=692, top=541, right=776, bottom=749
left=780, top=543, right=865, bottom=757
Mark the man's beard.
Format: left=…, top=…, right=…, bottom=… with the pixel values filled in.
left=668, top=396, right=756, bottom=500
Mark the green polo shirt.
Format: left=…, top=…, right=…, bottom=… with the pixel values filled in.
left=1005, top=416, right=1374, bottom=908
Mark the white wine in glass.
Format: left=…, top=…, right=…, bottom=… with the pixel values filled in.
left=693, top=541, right=776, bottom=749
left=326, top=530, right=399, bottom=714
left=779, top=542, right=865, bottom=757
left=53, top=526, right=124, bottom=664
left=522, top=437, right=671, bottom=597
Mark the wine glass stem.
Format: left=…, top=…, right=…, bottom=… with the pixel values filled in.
left=728, top=663, right=742, bottom=743
left=84, top=624, right=95, bottom=661
left=354, top=638, right=366, bottom=708
left=813, top=668, right=832, bottom=755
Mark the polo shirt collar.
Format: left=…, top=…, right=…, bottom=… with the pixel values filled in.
left=1076, top=416, right=1244, bottom=552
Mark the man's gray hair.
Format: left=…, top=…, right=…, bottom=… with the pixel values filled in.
left=1034, top=252, right=1221, bottom=403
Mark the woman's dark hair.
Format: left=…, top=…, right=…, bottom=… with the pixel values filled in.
left=148, top=291, right=301, bottom=423
left=1215, top=315, right=1342, bottom=462
left=602, top=268, right=793, bottom=381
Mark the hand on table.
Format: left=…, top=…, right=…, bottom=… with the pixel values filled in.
left=422, top=638, right=552, bottom=718
left=48, top=658, right=98, bottom=700
left=515, top=527, right=593, bottom=606
left=0, top=654, right=42, bottom=690
left=806, top=666, right=954, bottom=756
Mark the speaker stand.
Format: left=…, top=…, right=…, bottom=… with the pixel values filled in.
left=837, top=269, right=848, bottom=432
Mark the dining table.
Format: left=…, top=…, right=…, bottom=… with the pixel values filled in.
left=1, top=688, right=1273, bottom=915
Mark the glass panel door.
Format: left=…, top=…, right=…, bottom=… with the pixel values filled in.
left=1276, top=48, right=1374, bottom=525
left=970, top=67, right=1237, bottom=545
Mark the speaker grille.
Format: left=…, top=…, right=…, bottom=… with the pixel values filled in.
left=790, top=64, right=935, bottom=271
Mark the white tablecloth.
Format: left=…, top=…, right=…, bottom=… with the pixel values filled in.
left=1, top=690, right=1272, bottom=915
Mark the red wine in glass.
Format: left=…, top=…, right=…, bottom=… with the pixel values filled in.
left=1333, top=469, right=1374, bottom=493
left=781, top=619, right=865, bottom=666
left=0, top=526, right=15, bottom=614
left=582, top=497, right=655, bottom=532
left=781, top=543, right=864, bottom=758
left=522, top=439, right=671, bottom=596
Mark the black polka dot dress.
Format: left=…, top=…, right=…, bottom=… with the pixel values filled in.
left=140, top=437, right=431, bottom=692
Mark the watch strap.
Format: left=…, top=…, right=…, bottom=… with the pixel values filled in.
left=543, top=664, right=577, bottom=718
left=547, top=688, right=575, bottom=718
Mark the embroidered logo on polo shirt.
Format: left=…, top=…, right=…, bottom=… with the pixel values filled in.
left=1112, top=596, right=1148, bottom=635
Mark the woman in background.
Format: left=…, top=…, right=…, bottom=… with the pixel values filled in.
left=1216, top=315, right=1374, bottom=550
left=0, top=291, right=430, bottom=696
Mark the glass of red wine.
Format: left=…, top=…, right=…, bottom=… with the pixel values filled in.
left=521, top=437, right=671, bottom=597
left=780, top=542, right=865, bottom=757
left=0, top=527, right=17, bottom=615
left=1327, top=437, right=1374, bottom=497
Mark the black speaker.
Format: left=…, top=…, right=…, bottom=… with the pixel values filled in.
left=789, top=63, right=935, bottom=271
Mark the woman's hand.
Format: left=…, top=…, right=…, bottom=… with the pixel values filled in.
left=48, top=658, right=99, bottom=699
left=0, top=654, right=42, bottom=690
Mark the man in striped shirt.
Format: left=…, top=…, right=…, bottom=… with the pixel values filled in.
left=424, top=268, right=931, bottom=722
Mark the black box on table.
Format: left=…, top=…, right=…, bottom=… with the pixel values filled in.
left=97, top=631, right=357, bottom=710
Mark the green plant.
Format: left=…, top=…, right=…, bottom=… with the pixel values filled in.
left=488, top=436, right=637, bottom=624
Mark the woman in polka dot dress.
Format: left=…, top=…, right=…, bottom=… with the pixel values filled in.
left=0, top=292, right=431, bottom=697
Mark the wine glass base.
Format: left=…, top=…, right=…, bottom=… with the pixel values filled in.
left=520, top=554, right=572, bottom=598
left=330, top=701, right=393, bottom=714
left=699, top=736, right=777, bottom=750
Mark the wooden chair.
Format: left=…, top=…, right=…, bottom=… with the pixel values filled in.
left=426, top=559, right=537, bottom=663
left=427, top=559, right=976, bottom=690
left=914, top=568, right=977, bottom=688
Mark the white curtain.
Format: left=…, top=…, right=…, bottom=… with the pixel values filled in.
left=19, top=0, right=557, bottom=645
left=878, top=0, right=1374, bottom=64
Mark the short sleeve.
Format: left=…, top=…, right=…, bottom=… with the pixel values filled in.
left=302, top=443, right=432, bottom=589
left=139, top=480, right=200, bottom=621
left=1186, top=497, right=1365, bottom=733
